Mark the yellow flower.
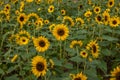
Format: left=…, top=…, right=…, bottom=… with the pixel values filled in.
left=20, top=1, right=24, bottom=12
left=49, top=24, right=55, bottom=31
left=17, top=13, right=28, bottom=28
left=48, top=5, right=54, bottom=13
left=94, top=6, right=101, bottom=14
left=44, top=20, right=49, bottom=24
left=34, top=18, right=43, bottom=29
left=19, top=36, right=29, bottom=45
left=32, top=36, right=50, bottom=52
left=49, top=59, right=54, bottom=68
left=52, top=24, right=69, bottom=41
left=32, top=56, right=47, bottom=77
left=70, top=72, right=87, bottom=80
left=61, top=9, right=66, bottom=15
left=76, top=18, right=84, bottom=26
left=28, top=13, right=39, bottom=20
left=35, top=0, right=41, bottom=4
left=11, top=54, right=18, bottom=62
left=110, top=65, right=120, bottom=80
left=10, top=0, right=18, bottom=4
left=47, top=0, right=54, bottom=4
left=109, top=17, right=119, bottom=28
left=107, top=0, right=114, bottom=8
left=70, top=40, right=83, bottom=48
left=80, top=50, right=88, bottom=58
left=86, top=40, right=99, bottom=58
left=63, top=16, right=74, bottom=27
left=102, top=11, right=110, bottom=25
left=95, top=14, right=103, bottom=24
left=26, top=0, right=33, bottom=3
left=84, top=10, right=92, bottom=17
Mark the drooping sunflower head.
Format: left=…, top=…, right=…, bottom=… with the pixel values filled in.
left=76, top=18, right=84, bottom=26
left=107, top=0, right=114, bottom=8
left=109, top=17, right=119, bottom=28
left=52, top=24, right=69, bottom=41
left=95, top=14, right=103, bottom=24
left=110, top=66, right=120, bottom=80
left=86, top=40, right=99, bottom=58
left=49, top=59, right=54, bottom=68
left=49, top=24, right=56, bottom=31
left=94, top=6, right=101, bottom=14
left=102, top=11, right=110, bottom=25
left=17, top=13, right=28, bottom=28
left=70, top=40, right=83, bottom=48
left=32, top=56, right=47, bottom=77
left=32, top=36, right=50, bottom=52
left=63, top=16, right=74, bottom=27
left=48, top=5, right=54, bottom=13
left=70, top=72, right=87, bottom=80
left=80, top=50, right=88, bottom=58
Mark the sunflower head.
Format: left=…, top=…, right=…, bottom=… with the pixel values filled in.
left=63, top=16, right=74, bottom=27
left=48, top=5, right=54, bottom=13
left=70, top=40, right=83, bottom=48
left=32, top=56, right=47, bottom=77
left=70, top=72, right=87, bottom=80
left=109, top=17, right=119, bottom=28
left=32, top=36, right=50, bottom=52
left=110, top=66, right=120, bottom=80
left=102, top=11, right=110, bottom=25
left=94, top=6, right=101, bottom=14
left=80, top=50, right=88, bottom=58
left=107, top=0, right=114, bottom=7
left=52, top=24, right=69, bottom=41
left=61, top=9, right=66, bottom=15
left=76, top=18, right=84, bottom=26
left=95, top=14, right=103, bottom=24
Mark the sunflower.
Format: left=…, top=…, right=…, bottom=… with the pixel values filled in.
left=32, top=36, right=50, bottom=52
left=84, top=10, right=92, bottom=17
left=26, top=0, right=33, bottom=3
left=20, top=1, right=24, bottom=12
left=102, top=11, right=110, bottom=25
left=80, top=50, right=88, bottom=58
left=49, top=59, right=54, bottom=68
left=63, top=16, right=74, bottom=27
left=109, top=17, right=119, bottom=28
left=44, top=20, right=49, bottom=24
left=70, top=72, right=87, bottom=80
left=61, top=9, right=66, bottom=15
left=49, top=24, right=55, bottom=31
left=70, top=40, right=83, bottom=48
left=17, top=13, right=28, bottom=28
left=94, top=6, right=101, bottom=14
left=110, top=65, right=120, bottom=80
left=86, top=40, right=99, bottom=58
left=95, top=14, right=103, bottom=24
left=15, top=30, right=30, bottom=45
left=28, top=13, right=39, bottom=20
left=47, top=0, right=54, bottom=4
left=52, top=24, right=69, bottom=41
left=48, top=5, right=54, bottom=13
left=32, top=56, right=47, bottom=77
left=34, top=18, right=43, bottom=29
left=35, top=0, right=41, bottom=4
left=107, top=0, right=114, bottom=8
left=76, top=18, right=84, bottom=26
left=11, top=0, right=18, bottom=4
left=4, top=4, right=11, bottom=11
left=78, top=4, right=83, bottom=10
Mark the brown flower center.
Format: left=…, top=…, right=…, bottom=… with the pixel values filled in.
left=20, top=16, right=24, bottom=22
left=36, top=62, right=44, bottom=71
left=109, top=1, right=113, bottom=5
left=96, top=8, right=99, bottom=12
left=97, top=16, right=101, bottom=21
left=105, top=16, right=108, bottom=21
left=112, top=20, right=117, bottom=25
left=74, top=77, right=81, bottom=80
left=57, top=29, right=65, bottom=36
left=39, top=40, right=45, bottom=47
left=22, top=39, right=26, bottom=42
left=92, top=44, right=97, bottom=53
left=116, top=72, right=120, bottom=80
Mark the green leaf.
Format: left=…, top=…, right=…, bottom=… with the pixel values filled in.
left=0, top=68, right=4, bottom=74
left=70, top=56, right=84, bottom=63
left=102, top=35, right=118, bottom=41
left=63, top=63, right=73, bottom=69
left=53, top=58, right=62, bottom=66
left=5, top=74, right=19, bottom=80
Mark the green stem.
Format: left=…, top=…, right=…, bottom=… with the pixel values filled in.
left=76, top=47, right=79, bottom=72
left=59, top=41, right=62, bottom=59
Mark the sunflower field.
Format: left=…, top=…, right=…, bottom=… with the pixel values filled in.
left=0, top=0, right=120, bottom=80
